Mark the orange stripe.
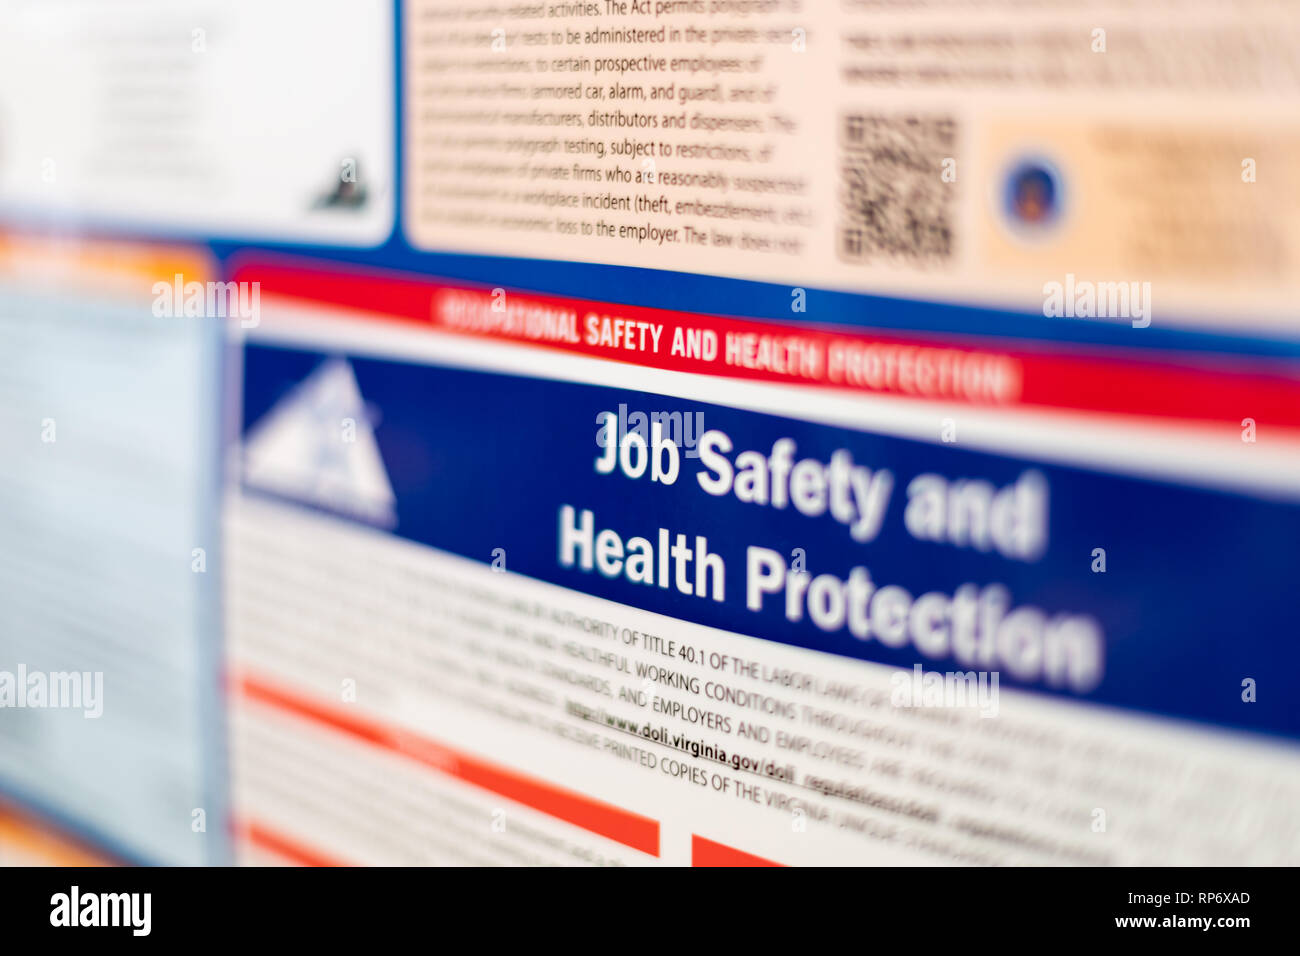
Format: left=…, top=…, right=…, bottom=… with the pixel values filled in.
left=692, top=834, right=783, bottom=867
left=0, top=232, right=211, bottom=288
left=241, top=820, right=348, bottom=867
left=0, top=801, right=116, bottom=866
left=238, top=674, right=660, bottom=857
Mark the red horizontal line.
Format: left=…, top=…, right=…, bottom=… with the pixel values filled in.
left=692, top=834, right=783, bottom=867
left=240, top=819, right=348, bottom=868
left=238, top=673, right=660, bottom=857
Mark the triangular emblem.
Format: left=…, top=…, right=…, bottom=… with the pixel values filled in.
left=243, top=357, right=396, bottom=527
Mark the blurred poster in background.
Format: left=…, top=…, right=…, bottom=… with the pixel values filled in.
left=0, top=0, right=1297, bottom=868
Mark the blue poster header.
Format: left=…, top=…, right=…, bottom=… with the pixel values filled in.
left=240, top=344, right=1300, bottom=743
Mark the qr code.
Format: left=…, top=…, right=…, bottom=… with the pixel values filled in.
left=839, top=114, right=957, bottom=265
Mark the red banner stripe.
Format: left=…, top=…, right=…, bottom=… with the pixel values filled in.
left=232, top=258, right=1300, bottom=432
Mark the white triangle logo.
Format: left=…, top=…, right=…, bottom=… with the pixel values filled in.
left=243, top=357, right=396, bottom=527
